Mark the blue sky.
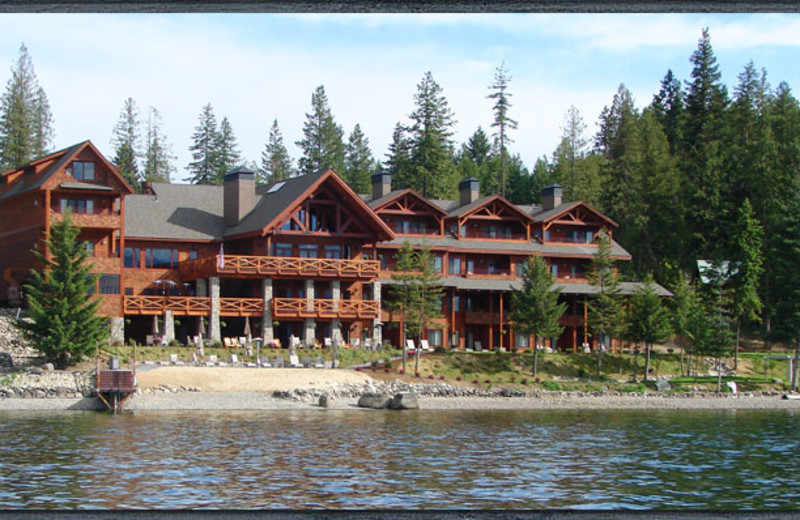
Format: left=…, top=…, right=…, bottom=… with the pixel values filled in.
left=1, top=13, right=799, bottom=181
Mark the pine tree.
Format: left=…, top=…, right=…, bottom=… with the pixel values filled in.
left=384, top=122, right=412, bottom=186
left=0, top=43, right=54, bottom=169
left=15, top=212, right=109, bottom=368
left=730, top=198, right=764, bottom=369
left=551, top=105, right=591, bottom=202
left=651, top=69, right=684, bottom=155
left=143, top=107, right=175, bottom=184
left=403, top=71, right=459, bottom=198
left=456, top=127, right=494, bottom=195
left=296, top=85, right=345, bottom=176
left=344, top=123, right=375, bottom=193
left=110, top=97, right=141, bottom=189
left=216, top=116, right=241, bottom=179
left=510, top=256, right=566, bottom=377
left=504, top=153, right=532, bottom=205
left=487, top=62, right=518, bottom=198
left=626, top=276, right=673, bottom=382
left=186, top=103, right=220, bottom=185
left=587, top=229, right=624, bottom=357
left=259, top=118, right=293, bottom=184
left=681, top=28, right=731, bottom=260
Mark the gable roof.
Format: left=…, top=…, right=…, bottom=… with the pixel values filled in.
left=0, top=140, right=134, bottom=202
left=532, top=200, right=618, bottom=227
left=446, top=194, right=535, bottom=223
left=226, top=169, right=395, bottom=240
left=369, top=188, right=448, bottom=216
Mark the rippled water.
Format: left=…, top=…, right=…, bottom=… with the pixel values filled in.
left=1, top=408, right=799, bottom=509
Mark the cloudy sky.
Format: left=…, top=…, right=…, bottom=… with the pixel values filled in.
left=1, top=13, right=799, bottom=181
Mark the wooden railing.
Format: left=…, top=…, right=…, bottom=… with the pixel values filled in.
left=178, top=255, right=380, bottom=280
left=51, top=211, right=121, bottom=229
left=220, top=298, right=264, bottom=316
left=272, top=297, right=380, bottom=319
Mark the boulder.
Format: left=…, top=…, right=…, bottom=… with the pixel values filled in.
left=357, top=393, right=390, bottom=409
left=655, top=379, right=671, bottom=392
left=388, top=392, right=419, bottom=410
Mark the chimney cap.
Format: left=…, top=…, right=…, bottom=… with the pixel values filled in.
left=459, top=177, right=480, bottom=187
left=543, top=183, right=563, bottom=193
left=225, top=166, right=255, bottom=181
left=372, top=171, right=391, bottom=181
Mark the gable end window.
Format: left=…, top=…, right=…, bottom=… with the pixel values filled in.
left=72, top=162, right=95, bottom=181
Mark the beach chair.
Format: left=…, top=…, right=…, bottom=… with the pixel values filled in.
left=223, top=337, right=233, bottom=348
left=289, top=354, right=302, bottom=368
left=406, top=339, right=416, bottom=354
left=324, top=337, right=332, bottom=348
left=229, top=354, right=238, bottom=365
left=420, top=339, right=431, bottom=351
left=474, top=341, right=483, bottom=351
left=169, top=354, right=178, bottom=364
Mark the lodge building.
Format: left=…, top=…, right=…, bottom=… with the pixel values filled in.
left=0, top=141, right=668, bottom=352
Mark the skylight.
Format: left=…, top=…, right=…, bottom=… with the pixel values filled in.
left=266, top=181, right=286, bottom=194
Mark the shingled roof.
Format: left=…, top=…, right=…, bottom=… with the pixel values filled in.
left=124, top=183, right=225, bottom=241
left=0, top=141, right=86, bottom=202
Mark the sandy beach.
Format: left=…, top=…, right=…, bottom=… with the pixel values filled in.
left=1, top=365, right=799, bottom=412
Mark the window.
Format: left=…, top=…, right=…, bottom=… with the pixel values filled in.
left=433, top=255, right=443, bottom=273
left=516, top=260, right=527, bottom=277
left=72, top=162, right=95, bottom=181
left=586, top=230, right=594, bottom=243
left=515, top=333, right=530, bottom=348
left=189, top=250, right=198, bottom=260
left=124, top=247, right=140, bottom=268
left=144, top=248, right=178, bottom=268
left=59, top=198, right=94, bottom=214
left=325, top=245, right=342, bottom=259
left=427, top=329, right=442, bottom=347
left=298, top=244, right=318, bottom=258
left=83, top=241, right=94, bottom=257
left=466, top=260, right=474, bottom=274
left=450, top=331, right=460, bottom=347
left=98, top=274, right=120, bottom=295
left=544, top=229, right=551, bottom=242
left=453, top=295, right=460, bottom=312
left=551, top=264, right=558, bottom=277
left=448, top=257, right=461, bottom=275
left=272, top=243, right=292, bottom=257
left=379, top=254, right=388, bottom=270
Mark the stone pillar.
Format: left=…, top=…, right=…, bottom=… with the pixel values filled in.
left=163, top=310, right=175, bottom=344
left=331, top=280, right=343, bottom=345
left=372, top=280, right=382, bottom=347
left=209, top=276, right=221, bottom=343
left=109, top=317, right=125, bottom=344
left=262, top=277, right=273, bottom=344
left=304, top=279, right=315, bottom=346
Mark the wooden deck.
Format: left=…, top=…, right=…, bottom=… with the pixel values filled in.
left=95, top=369, right=136, bottom=412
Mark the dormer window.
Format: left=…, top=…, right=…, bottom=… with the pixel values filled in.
left=72, top=162, right=95, bottom=181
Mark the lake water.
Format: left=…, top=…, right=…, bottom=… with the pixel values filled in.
left=1, top=408, right=799, bottom=510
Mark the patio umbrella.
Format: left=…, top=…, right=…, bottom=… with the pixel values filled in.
left=243, top=316, right=253, bottom=355
left=151, top=314, right=160, bottom=335
left=197, top=316, right=206, bottom=337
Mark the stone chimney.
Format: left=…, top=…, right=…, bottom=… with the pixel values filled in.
left=459, top=177, right=480, bottom=206
left=371, top=171, right=392, bottom=200
left=542, top=184, right=563, bottom=211
left=224, top=166, right=256, bottom=226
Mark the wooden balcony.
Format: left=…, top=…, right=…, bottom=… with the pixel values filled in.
left=123, top=296, right=262, bottom=317
left=178, top=255, right=380, bottom=281
left=465, top=311, right=511, bottom=325
left=220, top=298, right=264, bottom=317
left=272, top=297, right=380, bottom=320
left=51, top=210, right=121, bottom=230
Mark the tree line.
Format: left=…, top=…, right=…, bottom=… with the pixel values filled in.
left=4, top=31, right=800, bottom=355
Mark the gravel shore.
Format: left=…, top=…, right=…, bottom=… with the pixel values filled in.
left=2, top=365, right=799, bottom=412
left=2, top=390, right=799, bottom=412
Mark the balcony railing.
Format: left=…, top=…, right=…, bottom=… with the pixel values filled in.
left=51, top=210, right=121, bottom=229
left=124, top=296, right=262, bottom=316
left=178, top=255, right=380, bottom=280
left=465, top=267, right=512, bottom=278
left=272, top=297, right=380, bottom=319
left=546, top=236, right=595, bottom=244
left=461, top=230, right=527, bottom=240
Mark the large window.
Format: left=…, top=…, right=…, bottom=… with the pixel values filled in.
left=515, top=333, right=530, bottom=348
left=143, top=248, right=178, bottom=268
left=427, top=329, right=442, bottom=347
left=325, top=245, right=342, bottom=259
left=72, top=162, right=95, bottom=181
left=98, top=274, right=120, bottom=295
left=433, top=255, right=443, bottom=273
left=59, top=198, right=94, bottom=214
left=124, top=247, right=140, bottom=268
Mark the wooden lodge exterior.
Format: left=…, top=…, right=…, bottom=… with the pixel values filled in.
left=0, top=141, right=669, bottom=352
